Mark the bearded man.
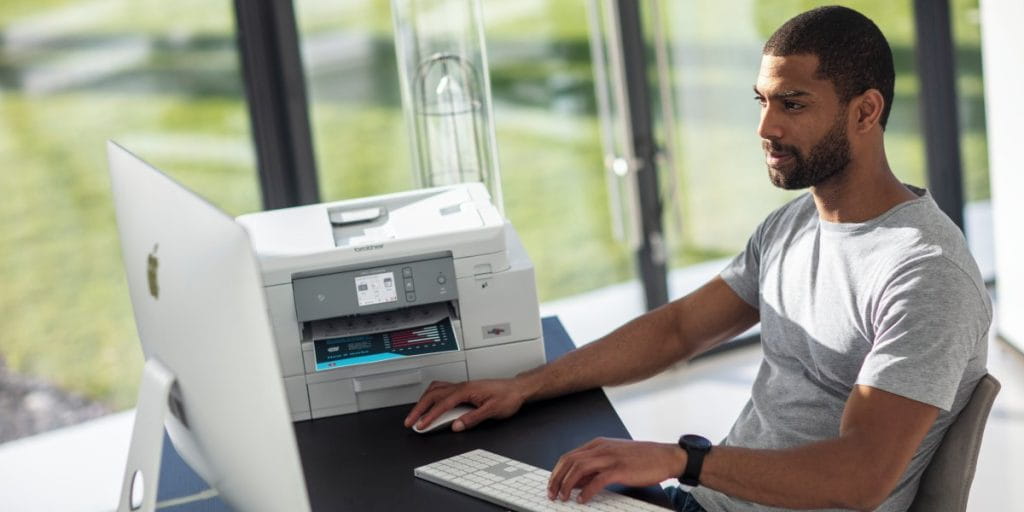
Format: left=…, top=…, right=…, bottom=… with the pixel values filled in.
left=405, top=6, right=990, bottom=511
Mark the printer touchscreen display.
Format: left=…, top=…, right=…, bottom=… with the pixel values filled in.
left=313, top=317, right=458, bottom=371
left=354, top=271, right=398, bottom=307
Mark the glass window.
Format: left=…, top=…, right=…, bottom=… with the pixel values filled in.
left=951, top=0, right=987, bottom=202
left=295, top=1, right=411, bottom=199
left=0, top=0, right=256, bottom=440
left=485, top=1, right=635, bottom=299
left=656, top=0, right=803, bottom=267
left=295, top=0, right=634, bottom=301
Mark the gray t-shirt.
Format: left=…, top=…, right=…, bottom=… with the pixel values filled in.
left=691, top=187, right=990, bottom=512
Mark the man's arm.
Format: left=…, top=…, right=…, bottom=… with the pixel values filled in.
left=548, top=384, right=939, bottom=511
left=517, top=276, right=758, bottom=401
left=699, top=385, right=939, bottom=510
left=404, top=276, right=759, bottom=431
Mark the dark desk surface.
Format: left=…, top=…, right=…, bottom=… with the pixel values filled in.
left=157, top=317, right=672, bottom=510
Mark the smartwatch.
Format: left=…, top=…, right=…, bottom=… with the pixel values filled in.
left=677, top=434, right=712, bottom=486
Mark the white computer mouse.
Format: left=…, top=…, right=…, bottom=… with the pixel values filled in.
left=413, top=404, right=476, bottom=434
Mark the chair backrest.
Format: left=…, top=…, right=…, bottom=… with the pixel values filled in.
left=909, top=373, right=1001, bottom=512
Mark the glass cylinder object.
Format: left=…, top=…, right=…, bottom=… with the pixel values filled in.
left=391, top=0, right=504, bottom=212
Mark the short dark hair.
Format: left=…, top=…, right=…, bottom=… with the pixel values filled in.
left=763, top=6, right=895, bottom=129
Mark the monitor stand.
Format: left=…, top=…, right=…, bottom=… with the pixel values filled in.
left=118, top=359, right=175, bottom=512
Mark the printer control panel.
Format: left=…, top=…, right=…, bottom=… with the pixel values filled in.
left=292, top=255, right=457, bottom=322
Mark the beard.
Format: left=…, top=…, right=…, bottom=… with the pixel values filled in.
left=764, top=114, right=851, bottom=190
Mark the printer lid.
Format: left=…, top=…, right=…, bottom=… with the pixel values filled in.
left=329, top=185, right=490, bottom=248
left=237, top=183, right=507, bottom=286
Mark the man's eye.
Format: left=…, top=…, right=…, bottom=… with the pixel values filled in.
left=784, top=101, right=804, bottom=111
left=754, top=96, right=766, bottom=106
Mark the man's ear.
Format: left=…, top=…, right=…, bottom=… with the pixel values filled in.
left=852, top=89, right=885, bottom=133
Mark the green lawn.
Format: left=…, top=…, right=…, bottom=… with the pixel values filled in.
left=0, top=0, right=990, bottom=410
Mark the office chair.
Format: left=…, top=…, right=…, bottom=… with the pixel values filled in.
left=908, top=373, right=1001, bottom=512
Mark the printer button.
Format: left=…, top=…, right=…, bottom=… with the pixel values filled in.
left=402, top=267, right=413, bottom=278
left=406, top=292, right=416, bottom=302
left=404, top=278, right=415, bottom=291
left=436, top=275, right=447, bottom=285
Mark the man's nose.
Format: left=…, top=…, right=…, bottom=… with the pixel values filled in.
left=757, top=108, right=783, bottom=141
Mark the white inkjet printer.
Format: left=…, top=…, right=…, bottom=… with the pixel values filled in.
left=236, top=183, right=545, bottom=421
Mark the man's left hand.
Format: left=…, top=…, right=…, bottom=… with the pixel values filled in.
left=547, top=437, right=687, bottom=503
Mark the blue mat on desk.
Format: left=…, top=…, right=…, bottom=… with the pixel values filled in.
left=156, top=434, right=228, bottom=511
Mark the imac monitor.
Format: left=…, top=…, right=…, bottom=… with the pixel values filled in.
left=107, top=141, right=310, bottom=512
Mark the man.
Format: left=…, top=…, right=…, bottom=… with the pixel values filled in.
left=404, top=6, right=990, bottom=511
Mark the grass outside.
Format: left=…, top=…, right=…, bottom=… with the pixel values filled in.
left=0, top=92, right=257, bottom=407
left=0, top=0, right=991, bottom=411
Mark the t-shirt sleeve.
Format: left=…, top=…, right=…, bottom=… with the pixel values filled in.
left=857, top=257, right=991, bottom=411
left=720, top=221, right=764, bottom=310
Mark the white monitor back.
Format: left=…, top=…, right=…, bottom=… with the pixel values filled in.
left=107, top=141, right=310, bottom=512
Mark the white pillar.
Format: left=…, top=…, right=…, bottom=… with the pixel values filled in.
left=981, top=0, right=1024, bottom=351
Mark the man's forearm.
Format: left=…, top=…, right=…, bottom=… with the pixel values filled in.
left=514, top=277, right=758, bottom=403
left=700, top=439, right=888, bottom=511
left=515, top=303, right=689, bottom=402
left=696, top=385, right=937, bottom=511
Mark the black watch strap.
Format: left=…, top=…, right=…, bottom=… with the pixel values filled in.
left=678, top=434, right=712, bottom=486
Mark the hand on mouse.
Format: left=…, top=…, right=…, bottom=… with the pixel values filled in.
left=404, top=378, right=529, bottom=432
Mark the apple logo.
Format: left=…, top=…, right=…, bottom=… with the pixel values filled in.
left=147, top=244, right=159, bottom=299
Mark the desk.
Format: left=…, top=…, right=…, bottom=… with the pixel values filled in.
left=156, top=317, right=672, bottom=510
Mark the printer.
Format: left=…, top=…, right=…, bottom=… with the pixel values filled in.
left=236, top=183, right=545, bottom=421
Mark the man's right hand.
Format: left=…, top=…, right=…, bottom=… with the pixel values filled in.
left=403, top=378, right=531, bottom=432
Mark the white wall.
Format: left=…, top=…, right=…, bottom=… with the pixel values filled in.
left=981, top=0, right=1024, bottom=351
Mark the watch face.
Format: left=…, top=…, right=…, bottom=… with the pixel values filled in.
left=682, top=434, right=712, bottom=450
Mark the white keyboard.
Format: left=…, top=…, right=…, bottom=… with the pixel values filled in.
left=414, top=449, right=667, bottom=511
